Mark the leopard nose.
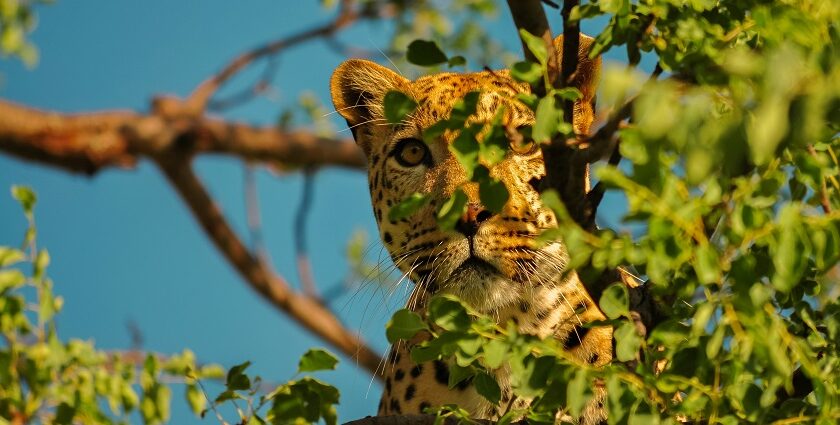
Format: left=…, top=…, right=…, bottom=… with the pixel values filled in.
left=455, top=202, right=494, bottom=237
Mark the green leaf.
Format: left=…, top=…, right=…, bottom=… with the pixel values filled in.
left=509, top=354, right=554, bottom=398
left=599, top=283, right=629, bottom=320
left=437, top=188, right=468, bottom=231
left=533, top=96, right=560, bottom=143
left=479, top=178, right=509, bottom=214
left=693, top=244, right=721, bottom=285
left=226, top=361, right=252, bottom=391
left=450, top=127, right=480, bottom=178
left=429, top=296, right=471, bottom=332
left=450, top=91, right=481, bottom=124
left=518, top=29, right=548, bottom=66
left=566, top=369, right=591, bottom=417
left=388, top=192, right=429, bottom=221
left=214, top=389, right=243, bottom=404
left=482, top=339, right=507, bottom=369
left=0, top=247, right=25, bottom=267
left=475, top=372, right=502, bottom=404
left=386, top=309, right=427, bottom=343
left=614, top=321, right=642, bottom=362
left=11, top=185, right=36, bottom=216
left=185, top=384, right=205, bottom=416
left=297, top=348, right=339, bottom=373
left=447, top=55, right=466, bottom=68
left=448, top=363, right=475, bottom=389
left=479, top=124, right=509, bottom=166
left=0, top=270, right=25, bottom=293
left=383, top=90, right=418, bottom=125
left=705, top=324, right=725, bottom=358
left=54, top=402, right=75, bottom=424
left=406, top=39, right=449, bottom=66
left=771, top=204, right=808, bottom=293
left=511, top=61, right=542, bottom=85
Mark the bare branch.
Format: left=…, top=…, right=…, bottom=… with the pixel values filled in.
left=207, top=57, right=280, bottom=112
left=186, top=0, right=365, bottom=113
left=0, top=99, right=365, bottom=175
left=244, top=165, right=274, bottom=269
left=295, top=170, right=320, bottom=299
left=155, top=155, right=382, bottom=376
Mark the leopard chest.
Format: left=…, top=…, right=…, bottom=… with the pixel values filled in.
left=377, top=279, right=613, bottom=420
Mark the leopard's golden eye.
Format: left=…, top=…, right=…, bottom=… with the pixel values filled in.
left=392, top=138, right=430, bottom=167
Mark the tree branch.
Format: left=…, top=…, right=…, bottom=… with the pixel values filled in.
left=155, top=155, right=381, bottom=377
left=506, top=0, right=559, bottom=93
left=185, top=0, right=365, bottom=113
left=295, top=170, right=320, bottom=299
left=0, top=99, right=365, bottom=175
left=559, top=0, right=581, bottom=121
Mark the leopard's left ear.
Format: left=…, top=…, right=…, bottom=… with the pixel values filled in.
left=330, top=59, right=411, bottom=155
left=552, top=33, right=602, bottom=135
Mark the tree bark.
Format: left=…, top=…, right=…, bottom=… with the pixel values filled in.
left=0, top=98, right=365, bottom=175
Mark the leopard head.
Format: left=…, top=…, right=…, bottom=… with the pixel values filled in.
left=331, top=35, right=601, bottom=315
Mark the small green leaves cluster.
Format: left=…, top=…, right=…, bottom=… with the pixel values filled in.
left=0, top=186, right=219, bottom=424
left=204, top=349, right=341, bottom=425
left=385, top=0, right=515, bottom=71
left=1, top=186, right=342, bottom=424
left=0, top=0, right=50, bottom=66
left=381, top=0, right=839, bottom=424
left=385, top=295, right=671, bottom=424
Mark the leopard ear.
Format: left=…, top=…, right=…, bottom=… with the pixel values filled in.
left=330, top=59, right=410, bottom=143
left=552, top=33, right=602, bottom=135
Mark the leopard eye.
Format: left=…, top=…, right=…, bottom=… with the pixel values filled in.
left=392, top=138, right=430, bottom=167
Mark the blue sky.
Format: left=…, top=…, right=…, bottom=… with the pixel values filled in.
left=0, top=1, right=635, bottom=422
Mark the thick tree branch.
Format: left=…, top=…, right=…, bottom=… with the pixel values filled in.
left=0, top=99, right=365, bottom=175
left=155, top=155, right=381, bottom=377
left=506, top=0, right=559, bottom=94
left=559, top=0, right=581, bottom=121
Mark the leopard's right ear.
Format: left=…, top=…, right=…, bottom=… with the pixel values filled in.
left=330, top=59, right=410, bottom=151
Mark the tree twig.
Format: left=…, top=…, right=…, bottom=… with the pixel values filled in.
left=185, top=0, right=365, bottom=113
left=208, top=56, right=281, bottom=112
left=295, top=169, right=320, bottom=299
left=244, top=165, right=275, bottom=270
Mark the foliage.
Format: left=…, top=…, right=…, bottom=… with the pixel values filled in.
left=0, top=186, right=341, bottom=424
left=5, top=0, right=840, bottom=423
left=382, top=0, right=840, bottom=423
left=0, top=0, right=51, bottom=66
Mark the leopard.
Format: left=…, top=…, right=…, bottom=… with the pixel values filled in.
left=331, top=34, right=614, bottom=424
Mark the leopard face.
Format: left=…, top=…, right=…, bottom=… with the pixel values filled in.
left=331, top=35, right=610, bottom=423
left=331, top=37, right=599, bottom=317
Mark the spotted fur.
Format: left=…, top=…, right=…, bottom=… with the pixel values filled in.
left=332, top=35, right=610, bottom=424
